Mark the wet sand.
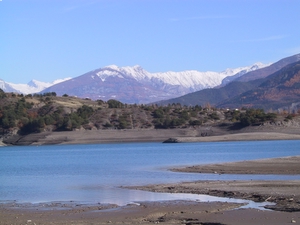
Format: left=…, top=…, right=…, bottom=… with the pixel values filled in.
left=171, top=155, right=300, bottom=175
left=130, top=179, right=300, bottom=212
left=1, top=200, right=300, bottom=225
left=1, top=156, right=300, bottom=224
left=168, top=132, right=300, bottom=143
left=0, top=201, right=243, bottom=225
left=133, top=156, right=300, bottom=211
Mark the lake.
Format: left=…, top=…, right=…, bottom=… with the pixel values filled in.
left=0, top=140, right=299, bottom=206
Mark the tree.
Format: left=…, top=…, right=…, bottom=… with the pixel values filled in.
left=77, top=105, right=94, bottom=121
left=107, top=99, right=124, bottom=108
left=118, top=119, right=127, bottom=129
left=1, top=117, right=10, bottom=129
left=0, top=88, right=6, bottom=99
left=153, top=109, right=164, bottom=118
left=179, top=110, right=190, bottom=121
left=20, top=118, right=44, bottom=134
left=239, top=108, right=276, bottom=126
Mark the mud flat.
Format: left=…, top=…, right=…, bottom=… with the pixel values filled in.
left=129, top=156, right=300, bottom=213
left=3, top=125, right=300, bottom=146
left=1, top=200, right=299, bottom=225
left=126, top=156, right=300, bottom=223
left=2, top=128, right=201, bottom=145
left=164, top=132, right=300, bottom=143
left=171, top=155, right=300, bottom=175
left=129, top=179, right=300, bottom=212
left=1, top=156, right=300, bottom=224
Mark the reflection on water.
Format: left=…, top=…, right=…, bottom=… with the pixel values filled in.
left=0, top=140, right=299, bottom=208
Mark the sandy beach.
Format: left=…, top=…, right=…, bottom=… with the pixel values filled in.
left=1, top=155, right=300, bottom=224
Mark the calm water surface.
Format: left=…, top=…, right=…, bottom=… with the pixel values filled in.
left=0, top=140, right=299, bottom=206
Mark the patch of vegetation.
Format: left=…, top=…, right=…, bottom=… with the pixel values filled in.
left=0, top=89, right=291, bottom=136
left=239, top=109, right=277, bottom=126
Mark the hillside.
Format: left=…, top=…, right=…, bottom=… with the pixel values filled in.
left=156, top=79, right=263, bottom=107
left=231, top=53, right=300, bottom=83
left=1, top=90, right=296, bottom=145
left=218, top=61, right=300, bottom=111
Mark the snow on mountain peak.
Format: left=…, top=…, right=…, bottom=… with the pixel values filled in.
left=96, top=64, right=149, bottom=81
left=104, top=65, right=120, bottom=70
left=27, top=79, right=47, bottom=88
left=96, top=66, right=125, bottom=81
left=95, top=63, right=268, bottom=90
left=52, top=77, right=72, bottom=84
left=6, top=78, right=71, bottom=94
left=221, top=62, right=268, bottom=77
left=3, top=62, right=268, bottom=96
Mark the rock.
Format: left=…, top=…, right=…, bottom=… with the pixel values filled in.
left=163, top=138, right=180, bottom=143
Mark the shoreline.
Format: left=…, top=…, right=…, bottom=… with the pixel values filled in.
left=2, top=127, right=300, bottom=146
left=164, top=132, right=300, bottom=143
left=1, top=156, right=300, bottom=224
left=129, top=157, right=300, bottom=212
left=128, top=179, right=300, bottom=212
left=171, top=155, right=300, bottom=174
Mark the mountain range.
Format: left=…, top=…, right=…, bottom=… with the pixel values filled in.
left=0, top=78, right=71, bottom=95
left=158, top=53, right=300, bottom=111
left=1, top=53, right=300, bottom=110
left=0, top=63, right=266, bottom=103
left=40, top=63, right=266, bottom=103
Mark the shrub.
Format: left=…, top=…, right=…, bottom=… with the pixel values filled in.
left=107, top=99, right=124, bottom=108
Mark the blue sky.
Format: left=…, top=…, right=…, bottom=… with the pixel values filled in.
left=1, top=0, right=300, bottom=83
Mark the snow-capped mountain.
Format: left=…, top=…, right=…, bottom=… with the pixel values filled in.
left=96, top=63, right=267, bottom=92
left=0, top=79, right=19, bottom=93
left=41, top=63, right=267, bottom=103
left=0, top=78, right=71, bottom=94
left=155, top=53, right=300, bottom=107
left=220, top=62, right=271, bottom=86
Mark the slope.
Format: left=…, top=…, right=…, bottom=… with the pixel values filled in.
left=218, top=61, right=300, bottom=111
left=233, top=53, right=300, bottom=82
left=157, top=54, right=300, bottom=108
left=156, top=79, right=263, bottom=106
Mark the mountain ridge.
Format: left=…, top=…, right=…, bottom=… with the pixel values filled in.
left=40, top=63, right=266, bottom=103
left=2, top=54, right=299, bottom=106
left=218, top=61, right=300, bottom=111
left=157, top=53, right=300, bottom=111
left=0, top=78, right=71, bottom=94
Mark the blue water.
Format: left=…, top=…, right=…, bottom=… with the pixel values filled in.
left=0, top=140, right=299, bottom=206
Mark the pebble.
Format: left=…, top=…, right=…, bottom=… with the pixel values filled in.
left=291, top=219, right=296, bottom=223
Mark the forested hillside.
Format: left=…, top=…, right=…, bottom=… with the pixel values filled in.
left=1, top=89, right=294, bottom=138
